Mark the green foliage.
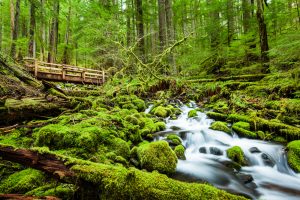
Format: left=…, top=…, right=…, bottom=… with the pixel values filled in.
left=232, top=124, right=257, bottom=139
left=210, top=121, right=231, bottom=134
left=137, top=141, right=178, bottom=174
left=207, top=112, right=228, bottom=121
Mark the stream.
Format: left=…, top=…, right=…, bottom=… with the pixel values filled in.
left=148, top=103, right=300, bottom=200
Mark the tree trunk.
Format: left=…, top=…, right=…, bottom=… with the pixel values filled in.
left=227, top=0, right=235, bottom=46
left=296, top=0, right=300, bottom=25
left=0, top=4, right=2, bottom=51
left=135, top=0, right=145, bottom=59
left=207, top=0, right=220, bottom=49
left=10, top=0, right=21, bottom=59
left=126, top=0, right=132, bottom=46
left=256, top=0, right=269, bottom=63
left=40, top=0, right=46, bottom=61
left=28, top=0, right=36, bottom=58
left=48, top=0, right=59, bottom=63
left=62, top=3, right=71, bottom=64
left=242, top=0, right=251, bottom=34
left=165, top=0, right=176, bottom=73
left=158, top=0, right=167, bottom=51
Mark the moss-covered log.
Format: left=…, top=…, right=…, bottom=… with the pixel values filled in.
left=0, top=145, right=248, bottom=200
left=0, top=194, right=60, bottom=200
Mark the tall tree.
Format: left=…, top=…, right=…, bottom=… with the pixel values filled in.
left=0, top=1, right=3, bottom=51
left=135, top=0, right=145, bottom=59
left=227, top=0, right=235, bottom=46
left=256, top=0, right=269, bottom=62
left=207, top=0, right=220, bottom=49
left=158, top=0, right=166, bottom=50
left=28, top=0, right=36, bottom=58
left=242, top=0, right=251, bottom=34
left=165, top=0, right=176, bottom=73
left=10, top=0, right=21, bottom=58
left=62, top=3, right=72, bottom=64
left=48, top=0, right=59, bottom=63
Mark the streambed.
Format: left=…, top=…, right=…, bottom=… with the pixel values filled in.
left=150, top=103, right=300, bottom=200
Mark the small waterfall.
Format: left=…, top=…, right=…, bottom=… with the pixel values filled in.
left=154, top=103, right=300, bottom=200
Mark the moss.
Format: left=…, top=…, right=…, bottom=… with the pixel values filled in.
left=188, top=109, right=198, bottom=118
left=287, top=140, right=300, bottom=173
left=107, top=138, right=131, bottom=159
left=226, top=146, right=247, bottom=166
left=26, top=183, right=76, bottom=199
left=0, top=168, right=45, bottom=194
left=166, top=134, right=182, bottom=145
left=210, top=121, right=231, bottom=134
left=227, top=114, right=251, bottom=123
left=232, top=125, right=257, bottom=139
left=206, top=112, right=228, bottom=121
left=272, top=136, right=287, bottom=143
left=70, top=161, right=247, bottom=200
left=155, top=122, right=166, bottom=131
left=174, top=145, right=186, bottom=160
left=233, top=122, right=250, bottom=130
left=152, top=106, right=169, bottom=118
left=137, top=141, right=178, bottom=174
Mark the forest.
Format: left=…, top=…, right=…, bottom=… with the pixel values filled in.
left=0, top=0, right=300, bottom=199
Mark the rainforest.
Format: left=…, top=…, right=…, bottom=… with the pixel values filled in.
left=0, top=0, right=299, bottom=199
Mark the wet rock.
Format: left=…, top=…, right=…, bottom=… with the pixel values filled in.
left=209, top=147, right=223, bottom=156
left=261, top=153, right=275, bottom=167
left=199, top=147, right=207, bottom=154
left=249, top=147, right=261, bottom=154
left=220, top=160, right=241, bottom=171
left=178, top=131, right=189, bottom=140
left=170, top=126, right=181, bottom=131
left=236, top=172, right=254, bottom=184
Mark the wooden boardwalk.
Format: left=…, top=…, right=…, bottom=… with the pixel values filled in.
left=23, top=58, right=107, bottom=84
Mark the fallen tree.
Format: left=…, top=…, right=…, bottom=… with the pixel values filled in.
left=0, top=144, right=248, bottom=200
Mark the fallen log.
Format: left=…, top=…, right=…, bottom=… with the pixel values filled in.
left=0, top=144, right=248, bottom=200
left=0, top=194, right=60, bottom=200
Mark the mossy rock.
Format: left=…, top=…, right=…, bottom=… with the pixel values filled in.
left=152, top=106, right=170, bottom=118
left=232, top=125, right=257, bottom=139
left=174, top=145, right=186, bottom=160
left=287, top=140, right=300, bottom=173
left=210, top=121, right=231, bottom=134
left=233, top=122, right=250, bottom=130
left=26, top=183, right=76, bottom=199
left=206, top=112, right=228, bottom=121
left=0, top=168, right=45, bottom=194
left=226, top=146, right=247, bottom=166
left=137, top=141, right=178, bottom=174
left=166, top=134, right=182, bottom=146
left=188, top=110, right=197, bottom=118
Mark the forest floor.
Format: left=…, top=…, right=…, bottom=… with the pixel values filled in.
left=0, top=58, right=299, bottom=199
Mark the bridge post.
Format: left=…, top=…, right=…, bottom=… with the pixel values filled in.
left=62, top=68, right=66, bottom=80
left=81, top=71, right=86, bottom=81
left=102, top=70, right=105, bottom=83
left=34, top=60, right=38, bottom=77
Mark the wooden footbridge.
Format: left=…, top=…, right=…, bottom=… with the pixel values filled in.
left=23, top=58, right=107, bottom=84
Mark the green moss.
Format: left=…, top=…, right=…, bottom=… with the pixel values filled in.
left=26, top=183, right=76, bottom=199
left=152, top=106, right=169, bottom=118
left=107, top=138, right=131, bottom=159
left=287, top=140, right=300, bottom=173
left=272, top=136, right=287, bottom=143
left=174, top=145, right=186, bottom=160
left=226, top=146, right=247, bottom=166
left=227, top=114, right=251, bottom=123
left=210, top=121, right=231, bottom=134
left=137, top=141, right=178, bottom=174
left=188, top=109, right=198, bottom=118
left=206, top=112, right=228, bottom=121
left=155, top=122, right=166, bottom=131
left=233, top=122, right=250, bottom=130
left=232, top=125, right=257, bottom=139
left=166, top=134, right=182, bottom=145
left=0, top=168, right=45, bottom=194
left=70, top=161, right=247, bottom=200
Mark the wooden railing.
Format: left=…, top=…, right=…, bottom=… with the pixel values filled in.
left=23, top=58, right=107, bottom=85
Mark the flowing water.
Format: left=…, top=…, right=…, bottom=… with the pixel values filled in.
left=150, top=103, right=300, bottom=200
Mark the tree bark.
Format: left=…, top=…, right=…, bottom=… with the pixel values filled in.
left=158, top=0, right=167, bottom=51
left=256, top=0, right=269, bottom=63
left=62, top=3, right=71, bottom=64
left=10, top=0, right=21, bottom=59
left=242, top=0, right=251, bottom=34
left=165, top=0, right=176, bottom=73
left=227, top=0, right=235, bottom=46
left=28, top=0, right=36, bottom=58
left=135, top=0, right=145, bottom=59
left=207, top=0, right=220, bottom=49
left=48, top=0, right=59, bottom=63
left=40, top=0, right=46, bottom=61
left=0, top=3, right=2, bottom=51
left=126, top=0, right=132, bottom=47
